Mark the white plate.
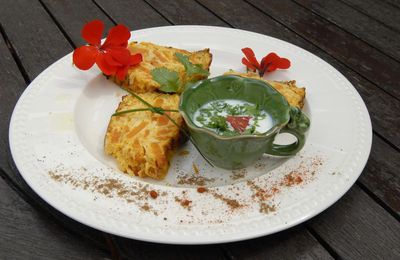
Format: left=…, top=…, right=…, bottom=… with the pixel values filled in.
left=9, top=26, right=372, bottom=244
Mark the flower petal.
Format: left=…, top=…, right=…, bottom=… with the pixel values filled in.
left=266, top=64, right=277, bottom=72
left=73, top=45, right=98, bottom=70
left=241, top=47, right=260, bottom=69
left=260, top=52, right=280, bottom=68
left=107, top=47, right=131, bottom=65
left=273, top=58, right=291, bottom=69
left=115, top=65, right=129, bottom=81
left=102, top=24, right=131, bottom=48
left=104, top=52, right=123, bottom=67
left=81, top=20, right=104, bottom=46
left=241, top=57, right=257, bottom=71
left=96, top=54, right=117, bottom=76
left=129, top=53, right=143, bottom=65
left=260, top=53, right=291, bottom=73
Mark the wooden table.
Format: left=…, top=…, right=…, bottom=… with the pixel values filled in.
left=1, top=0, right=399, bottom=259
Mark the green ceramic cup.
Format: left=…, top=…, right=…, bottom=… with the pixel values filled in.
left=179, top=75, right=310, bottom=169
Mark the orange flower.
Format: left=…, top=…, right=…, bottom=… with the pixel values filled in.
left=73, top=20, right=142, bottom=80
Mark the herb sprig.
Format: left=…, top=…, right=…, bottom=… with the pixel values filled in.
left=150, top=53, right=210, bottom=93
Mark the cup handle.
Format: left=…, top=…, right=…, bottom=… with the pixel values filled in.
left=265, top=106, right=310, bottom=156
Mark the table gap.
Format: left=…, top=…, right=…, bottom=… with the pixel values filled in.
left=373, top=131, right=400, bottom=154
left=382, top=0, right=400, bottom=9
left=356, top=180, right=400, bottom=221
left=0, top=23, right=30, bottom=84
left=141, top=0, right=175, bottom=25
left=37, top=0, right=76, bottom=48
left=306, top=226, right=340, bottom=259
left=91, top=0, right=118, bottom=25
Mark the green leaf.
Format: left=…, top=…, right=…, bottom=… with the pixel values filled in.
left=151, top=67, right=181, bottom=93
left=206, top=115, right=228, bottom=131
left=175, top=53, right=210, bottom=77
left=244, top=104, right=258, bottom=116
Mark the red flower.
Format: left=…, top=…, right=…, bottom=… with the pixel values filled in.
left=241, top=47, right=290, bottom=77
left=226, top=116, right=252, bottom=133
left=73, top=20, right=142, bottom=80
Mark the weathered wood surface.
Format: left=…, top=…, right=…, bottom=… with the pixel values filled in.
left=309, top=185, right=400, bottom=259
left=340, top=0, right=400, bottom=33
left=1, top=0, right=399, bottom=259
left=40, top=0, right=115, bottom=47
left=385, top=0, right=400, bottom=9
left=223, top=226, right=334, bottom=260
left=111, top=238, right=228, bottom=260
left=0, top=0, right=71, bottom=79
left=94, top=0, right=168, bottom=28
left=146, top=0, right=226, bottom=26
left=360, top=135, right=400, bottom=215
left=295, top=0, right=400, bottom=61
left=0, top=176, right=110, bottom=260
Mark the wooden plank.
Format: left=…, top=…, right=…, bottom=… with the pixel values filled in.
left=112, top=227, right=334, bottom=260
left=94, top=0, right=169, bottom=29
left=0, top=0, right=72, bottom=79
left=309, top=185, right=400, bottom=259
left=146, top=0, right=227, bottom=26
left=384, top=0, right=400, bottom=9
left=241, top=0, right=400, bottom=100
left=223, top=226, right=334, bottom=259
left=0, top=176, right=110, bottom=259
left=341, top=0, right=400, bottom=32
left=0, top=27, right=27, bottom=172
left=40, top=0, right=115, bottom=47
left=360, top=134, right=400, bottom=215
left=294, top=0, right=400, bottom=61
left=111, top=237, right=228, bottom=260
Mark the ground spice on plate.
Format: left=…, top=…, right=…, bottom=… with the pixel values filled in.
left=149, top=190, right=158, bottom=199
left=177, top=174, right=215, bottom=186
left=175, top=197, right=192, bottom=210
left=259, top=203, right=276, bottom=214
left=48, top=169, right=161, bottom=215
left=178, top=150, right=190, bottom=156
left=192, top=163, right=200, bottom=175
left=245, top=155, right=324, bottom=214
left=210, top=192, right=243, bottom=210
left=230, top=168, right=247, bottom=180
left=197, top=187, right=208, bottom=193
left=281, top=172, right=303, bottom=187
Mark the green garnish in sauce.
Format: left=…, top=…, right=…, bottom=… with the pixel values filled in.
left=193, top=99, right=273, bottom=136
